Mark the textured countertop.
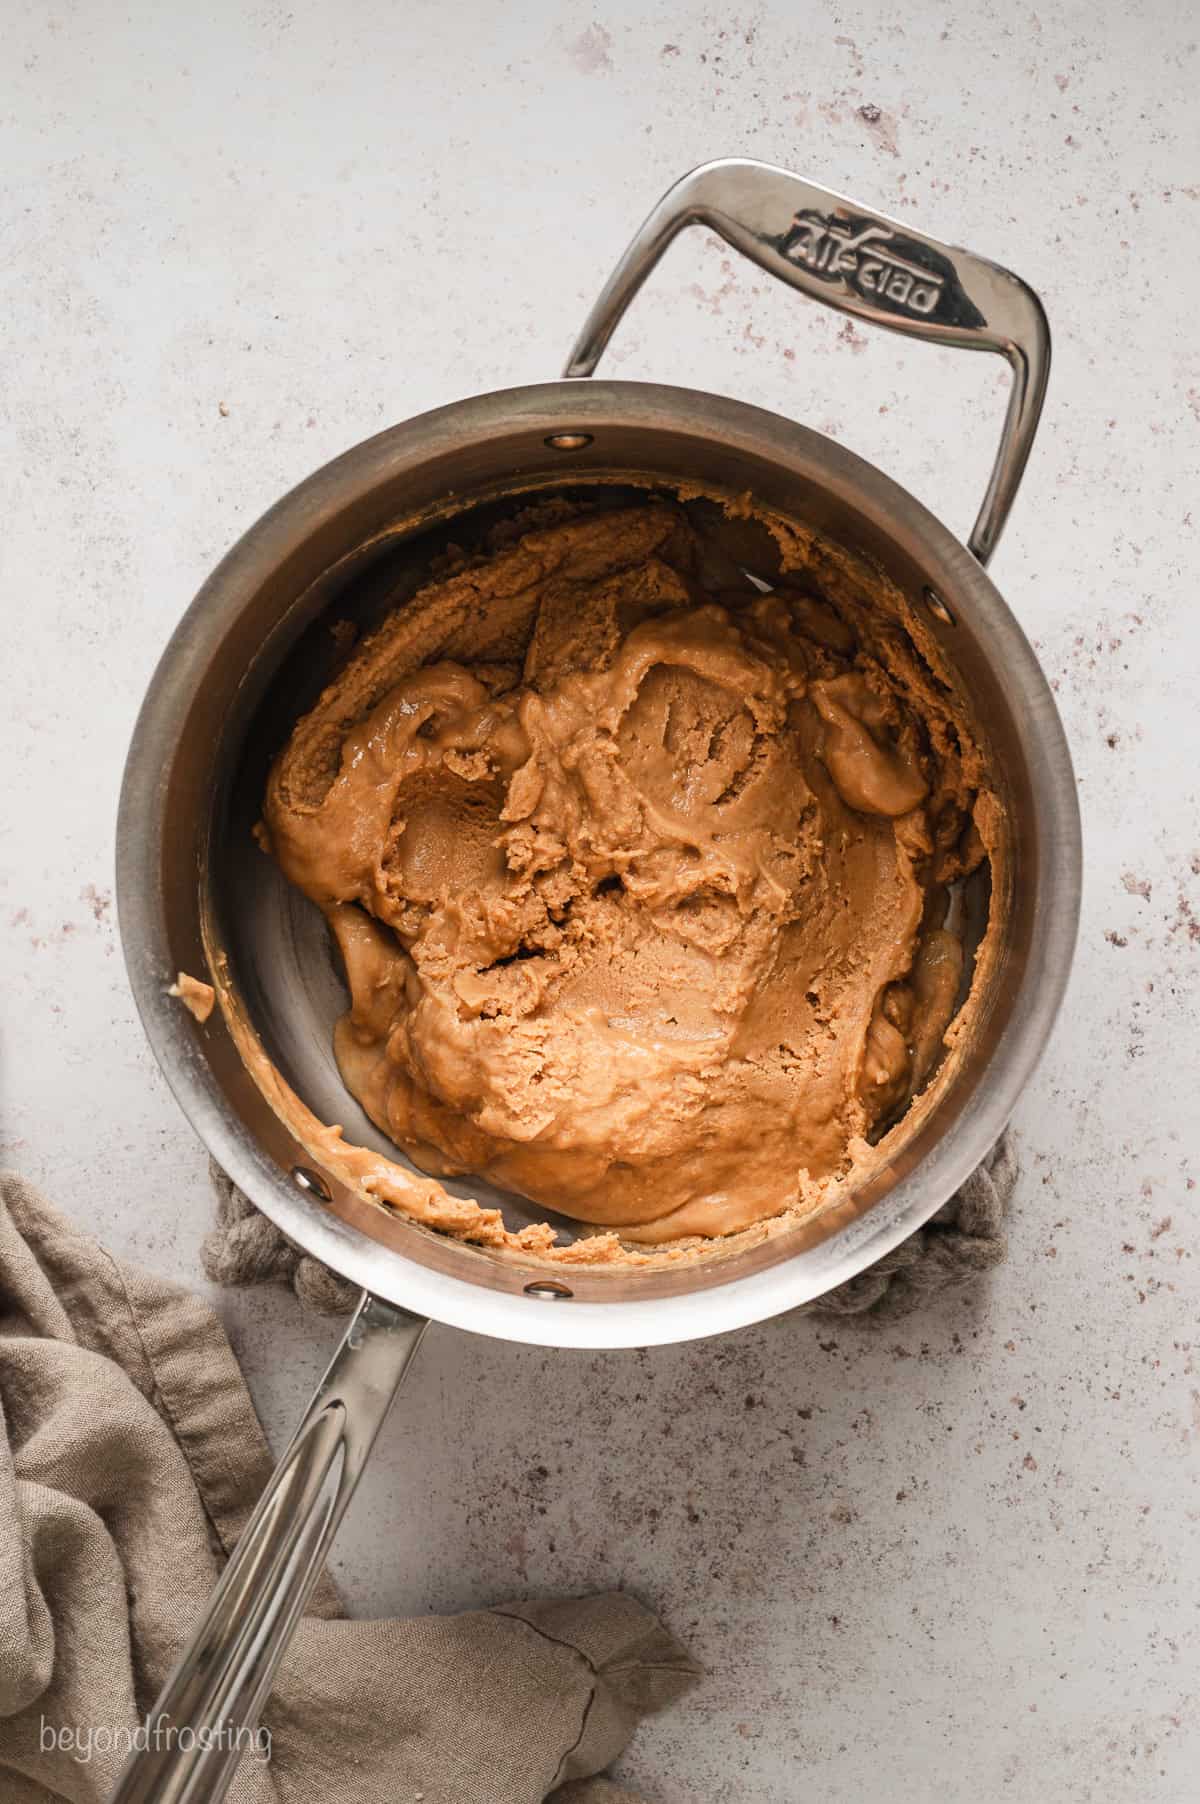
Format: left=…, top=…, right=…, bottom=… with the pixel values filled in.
left=4, top=3, right=1197, bottom=1798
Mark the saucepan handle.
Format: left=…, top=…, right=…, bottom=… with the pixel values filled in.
left=564, top=157, right=1050, bottom=566
left=109, top=1291, right=428, bottom=1804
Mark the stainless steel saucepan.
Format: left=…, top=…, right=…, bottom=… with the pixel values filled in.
left=112, top=159, right=1080, bottom=1801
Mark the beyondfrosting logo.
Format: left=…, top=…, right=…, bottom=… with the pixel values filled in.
left=39, top=1714, right=271, bottom=1767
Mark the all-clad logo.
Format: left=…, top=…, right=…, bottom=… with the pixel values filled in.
left=778, top=208, right=946, bottom=317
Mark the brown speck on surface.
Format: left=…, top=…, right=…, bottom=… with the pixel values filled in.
left=1023, top=1453, right=1039, bottom=1472
left=1169, top=890, right=1200, bottom=944
left=503, top=1527, right=527, bottom=1578
left=1151, top=1217, right=1173, bottom=1240
left=567, top=21, right=613, bottom=73
left=1105, top=930, right=1128, bottom=948
left=837, top=319, right=869, bottom=353
left=169, top=970, right=215, bottom=1023
left=856, top=102, right=901, bottom=155
left=218, top=400, right=230, bottom=417
left=80, top=883, right=111, bottom=923
left=661, top=41, right=680, bottom=55
left=833, top=33, right=864, bottom=75
left=1122, top=871, right=1152, bottom=899
left=1054, top=71, right=1069, bottom=89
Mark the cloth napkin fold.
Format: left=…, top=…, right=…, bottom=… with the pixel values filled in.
left=0, top=1172, right=696, bottom=1803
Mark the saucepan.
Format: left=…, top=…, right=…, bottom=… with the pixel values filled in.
left=112, top=159, right=1080, bottom=1800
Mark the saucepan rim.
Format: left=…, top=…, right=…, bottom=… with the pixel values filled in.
left=116, top=378, right=1081, bottom=1349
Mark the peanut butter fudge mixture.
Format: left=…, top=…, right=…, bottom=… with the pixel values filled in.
left=256, top=500, right=997, bottom=1257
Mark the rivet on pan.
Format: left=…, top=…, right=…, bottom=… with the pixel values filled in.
left=291, top=1166, right=332, bottom=1202
left=544, top=432, right=594, bottom=451
left=923, top=585, right=956, bottom=626
left=524, top=1280, right=574, bottom=1300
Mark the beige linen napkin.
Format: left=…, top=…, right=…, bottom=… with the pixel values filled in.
left=0, top=1172, right=696, bottom=1803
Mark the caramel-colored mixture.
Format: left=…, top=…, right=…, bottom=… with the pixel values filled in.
left=169, top=970, right=215, bottom=1024
left=257, top=502, right=994, bottom=1253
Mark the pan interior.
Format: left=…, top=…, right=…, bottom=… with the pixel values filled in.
left=212, top=475, right=992, bottom=1262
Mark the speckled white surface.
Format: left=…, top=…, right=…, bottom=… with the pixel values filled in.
left=3, top=2, right=1198, bottom=1798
